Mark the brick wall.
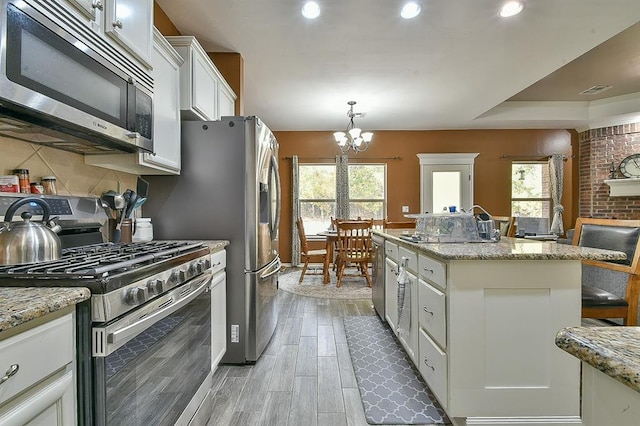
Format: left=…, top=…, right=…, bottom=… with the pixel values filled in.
left=578, top=122, right=640, bottom=219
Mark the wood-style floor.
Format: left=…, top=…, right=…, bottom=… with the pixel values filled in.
left=206, top=289, right=376, bottom=426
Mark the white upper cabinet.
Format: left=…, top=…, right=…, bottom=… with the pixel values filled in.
left=85, top=29, right=183, bottom=174
left=167, top=36, right=237, bottom=121
left=61, top=0, right=153, bottom=68
left=104, top=0, right=153, bottom=67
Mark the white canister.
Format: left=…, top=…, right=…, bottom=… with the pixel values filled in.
left=132, top=218, right=153, bottom=242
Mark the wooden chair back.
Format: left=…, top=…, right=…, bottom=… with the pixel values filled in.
left=493, top=216, right=516, bottom=237
left=296, top=217, right=310, bottom=254
left=335, top=220, right=373, bottom=262
left=383, top=218, right=416, bottom=229
left=573, top=217, right=640, bottom=325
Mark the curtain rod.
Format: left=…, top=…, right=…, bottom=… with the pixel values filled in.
left=499, top=155, right=573, bottom=160
left=283, top=156, right=402, bottom=161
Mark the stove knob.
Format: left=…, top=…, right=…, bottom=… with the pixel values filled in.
left=189, top=261, right=203, bottom=275
left=168, top=270, right=186, bottom=285
left=146, top=279, right=165, bottom=295
left=204, top=259, right=212, bottom=269
left=125, top=286, right=149, bottom=305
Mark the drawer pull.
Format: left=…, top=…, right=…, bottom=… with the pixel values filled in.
left=0, top=364, right=19, bottom=386
left=423, top=358, right=435, bottom=371
left=423, top=267, right=434, bottom=274
left=423, top=306, right=434, bottom=315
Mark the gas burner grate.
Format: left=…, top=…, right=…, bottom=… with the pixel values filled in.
left=0, top=241, right=204, bottom=278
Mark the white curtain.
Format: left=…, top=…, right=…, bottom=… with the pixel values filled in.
left=336, top=155, right=350, bottom=219
left=291, top=155, right=300, bottom=266
left=549, top=154, right=564, bottom=235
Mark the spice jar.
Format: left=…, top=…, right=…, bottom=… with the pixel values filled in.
left=13, top=169, right=30, bottom=193
left=30, top=182, right=44, bottom=194
left=41, top=176, right=57, bottom=195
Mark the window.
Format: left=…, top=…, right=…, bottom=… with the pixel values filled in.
left=348, top=164, right=386, bottom=220
left=298, top=163, right=386, bottom=235
left=299, top=164, right=336, bottom=235
left=511, top=161, right=551, bottom=220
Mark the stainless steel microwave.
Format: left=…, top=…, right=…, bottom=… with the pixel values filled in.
left=0, top=0, right=153, bottom=154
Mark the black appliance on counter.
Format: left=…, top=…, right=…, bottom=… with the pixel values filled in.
left=0, top=194, right=214, bottom=425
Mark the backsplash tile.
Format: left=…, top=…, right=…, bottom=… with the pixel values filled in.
left=0, top=136, right=137, bottom=197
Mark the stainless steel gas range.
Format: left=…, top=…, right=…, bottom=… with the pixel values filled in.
left=0, top=194, right=215, bottom=425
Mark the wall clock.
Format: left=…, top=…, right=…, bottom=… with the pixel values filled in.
left=619, top=153, right=640, bottom=178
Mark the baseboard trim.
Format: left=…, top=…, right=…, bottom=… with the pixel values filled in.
left=465, top=416, right=583, bottom=425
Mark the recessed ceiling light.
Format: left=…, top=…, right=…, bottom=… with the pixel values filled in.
left=401, top=2, right=421, bottom=19
left=301, top=1, right=321, bottom=19
left=499, top=1, right=524, bottom=18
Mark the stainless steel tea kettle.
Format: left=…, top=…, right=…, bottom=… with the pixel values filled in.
left=0, top=198, right=62, bottom=265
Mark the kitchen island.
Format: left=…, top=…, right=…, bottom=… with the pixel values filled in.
left=373, top=229, right=626, bottom=426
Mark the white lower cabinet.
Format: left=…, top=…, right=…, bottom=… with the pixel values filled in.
left=582, top=363, right=640, bottom=426
left=210, top=249, right=227, bottom=371
left=0, top=313, right=76, bottom=426
left=418, top=328, right=447, bottom=409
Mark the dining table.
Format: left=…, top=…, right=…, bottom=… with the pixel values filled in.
left=317, top=230, right=338, bottom=284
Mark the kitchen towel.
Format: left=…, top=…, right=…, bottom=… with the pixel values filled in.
left=343, top=316, right=450, bottom=425
left=397, top=257, right=412, bottom=338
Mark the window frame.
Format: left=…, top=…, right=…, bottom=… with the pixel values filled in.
left=510, top=161, right=552, bottom=219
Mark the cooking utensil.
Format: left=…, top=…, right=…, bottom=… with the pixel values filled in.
left=0, top=198, right=62, bottom=265
left=137, top=177, right=149, bottom=200
left=125, top=192, right=139, bottom=218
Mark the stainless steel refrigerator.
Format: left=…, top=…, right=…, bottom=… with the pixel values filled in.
left=143, top=116, right=281, bottom=364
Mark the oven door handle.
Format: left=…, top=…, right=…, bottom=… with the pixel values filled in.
left=98, top=272, right=213, bottom=356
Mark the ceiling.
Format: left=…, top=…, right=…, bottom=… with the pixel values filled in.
left=156, top=0, right=640, bottom=132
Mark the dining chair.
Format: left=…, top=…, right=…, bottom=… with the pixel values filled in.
left=335, top=220, right=373, bottom=288
left=492, top=216, right=516, bottom=237
left=383, top=218, right=417, bottom=229
left=296, top=217, right=327, bottom=283
left=573, top=217, right=640, bottom=325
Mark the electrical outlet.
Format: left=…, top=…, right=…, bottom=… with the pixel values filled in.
left=402, top=205, right=409, bottom=213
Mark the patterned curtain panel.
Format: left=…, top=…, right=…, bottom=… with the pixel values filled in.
left=549, top=154, right=564, bottom=235
left=291, top=155, right=300, bottom=266
left=336, top=155, right=350, bottom=219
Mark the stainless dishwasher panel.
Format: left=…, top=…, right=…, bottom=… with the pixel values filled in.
left=372, top=234, right=385, bottom=321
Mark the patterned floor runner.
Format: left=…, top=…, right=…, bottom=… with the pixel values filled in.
left=343, top=316, right=451, bottom=425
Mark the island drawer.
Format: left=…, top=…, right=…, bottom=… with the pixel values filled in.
left=419, top=328, right=448, bottom=409
left=0, top=314, right=73, bottom=405
left=418, top=279, right=446, bottom=349
left=385, top=241, right=399, bottom=261
left=399, top=246, right=418, bottom=273
left=418, top=254, right=446, bottom=289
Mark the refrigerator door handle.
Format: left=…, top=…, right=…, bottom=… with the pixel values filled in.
left=270, top=154, right=281, bottom=240
left=245, top=256, right=281, bottom=276
left=260, top=257, right=282, bottom=280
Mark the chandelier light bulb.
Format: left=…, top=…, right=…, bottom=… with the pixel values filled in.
left=349, top=127, right=362, bottom=139
left=361, top=132, right=374, bottom=142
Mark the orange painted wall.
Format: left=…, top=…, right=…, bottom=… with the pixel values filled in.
left=276, top=129, right=577, bottom=262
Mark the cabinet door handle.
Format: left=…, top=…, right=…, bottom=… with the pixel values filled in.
left=423, top=267, right=434, bottom=274
left=0, top=364, right=19, bottom=386
left=112, top=20, right=123, bottom=29
left=91, top=0, right=103, bottom=10
left=423, top=358, right=435, bottom=371
left=423, top=306, right=433, bottom=315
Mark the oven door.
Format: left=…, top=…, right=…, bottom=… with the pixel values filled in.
left=92, top=271, right=212, bottom=426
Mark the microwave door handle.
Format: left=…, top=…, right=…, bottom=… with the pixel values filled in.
left=105, top=272, right=212, bottom=352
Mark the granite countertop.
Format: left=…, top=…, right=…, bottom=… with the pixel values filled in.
left=0, top=287, right=91, bottom=333
left=556, top=327, right=640, bottom=393
left=373, top=229, right=627, bottom=261
left=201, top=240, right=229, bottom=253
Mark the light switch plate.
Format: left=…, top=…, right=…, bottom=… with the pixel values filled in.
left=402, top=205, right=409, bottom=213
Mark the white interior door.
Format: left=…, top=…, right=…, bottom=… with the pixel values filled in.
left=422, top=164, right=472, bottom=213
left=417, top=153, right=478, bottom=214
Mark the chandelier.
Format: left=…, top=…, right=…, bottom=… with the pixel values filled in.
left=333, top=101, right=373, bottom=154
